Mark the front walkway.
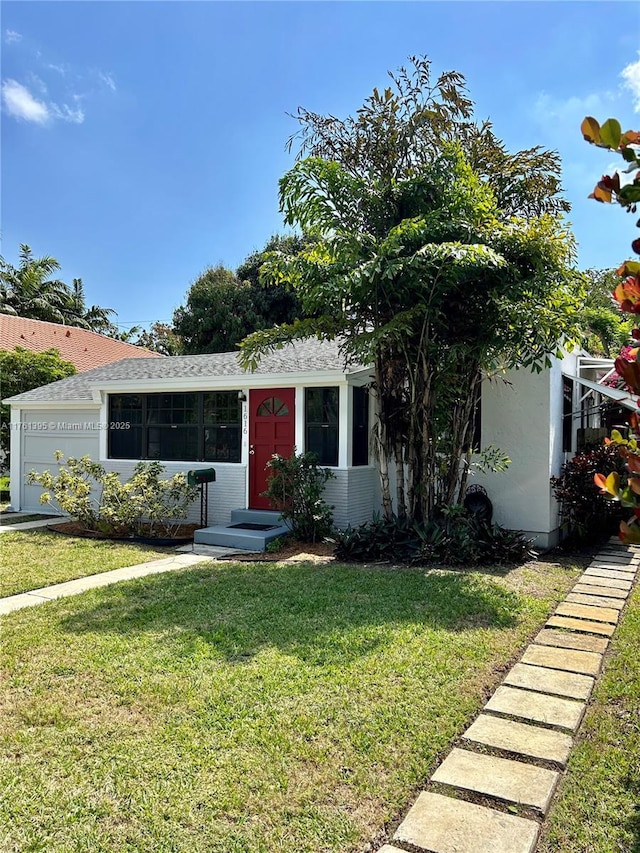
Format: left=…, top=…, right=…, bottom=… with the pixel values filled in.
left=378, top=537, right=640, bottom=853
left=0, top=519, right=251, bottom=616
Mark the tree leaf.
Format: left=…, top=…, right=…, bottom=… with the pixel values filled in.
left=599, top=118, right=622, bottom=150
left=581, top=116, right=601, bottom=144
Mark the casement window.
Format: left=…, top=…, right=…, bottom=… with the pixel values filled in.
left=108, top=391, right=241, bottom=462
left=352, top=386, right=369, bottom=466
left=305, top=387, right=339, bottom=466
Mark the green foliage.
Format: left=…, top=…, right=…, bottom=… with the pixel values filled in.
left=262, top=451, right=335, bottom=542
left=0, top=347, right=77, bottom=466
left=241, top=60, right=583, bottom=521
left=0, top=245, right=115, bottom=331
left=578, top=268, right=631, bottom=357
left=236, top=234, right=309, bottom=327
left=173, top=265, right=262, bottom=354
left=27, top=455, right=198, bottom=538
left=551, top=444, right=627, bottom=545
left=133, top=322, right=183, bottom=355
left=332, top=509, right=534, bottom=566
left=172, top=238, right=310, bottom=356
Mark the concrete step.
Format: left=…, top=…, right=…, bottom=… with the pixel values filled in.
left=229, top=508, right=286, bottom=525
left=194, top=522, right=289, bottom=551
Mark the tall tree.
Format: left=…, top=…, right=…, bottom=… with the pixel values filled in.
left=64, top=278, right=117, bottom=334
left=0, top=246, right=116, bottom=332
left=241, top=58, right=583, bottom=521
left=0, top=245, right=71, bottom=323
left=173, top=265, right=263, bottom=354
left=134, top=322, right=183, bottom=356
left=236, top=234, right=308, bottom=327
left=0, top=347, right=76, bottom=466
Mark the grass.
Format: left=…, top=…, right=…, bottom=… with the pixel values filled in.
left=538, top=582, right=640, bottom=853
left=0, top=530, right=168, bottom=598
left=0, top=554, right=581, bottom=853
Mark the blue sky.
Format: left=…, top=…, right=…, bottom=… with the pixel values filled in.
left=2, top=2, right=639, bottom=334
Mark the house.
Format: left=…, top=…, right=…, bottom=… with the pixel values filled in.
left=5, top=337, right=629, bottom=549
left=0, top=315, right=163, bottom=371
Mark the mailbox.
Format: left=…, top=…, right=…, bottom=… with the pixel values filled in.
left=187, top=468, right=216, bottom=486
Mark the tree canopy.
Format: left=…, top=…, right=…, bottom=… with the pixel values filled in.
left=0, top=245, right=115, bottom=333
left=0, top=347, right=77, bottom=465
left=172, top=238, right=309, bottom=354
left=241, top=57, right=584, bottom=521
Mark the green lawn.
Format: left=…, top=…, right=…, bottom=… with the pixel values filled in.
left=0, top=530, right=168, bottom=598
left=538, top=583, right=640, bottom=853
left=0, top=555, right=581, bottom=853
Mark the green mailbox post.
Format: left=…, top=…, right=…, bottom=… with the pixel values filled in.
left=188, top=468, right=216, bottom=527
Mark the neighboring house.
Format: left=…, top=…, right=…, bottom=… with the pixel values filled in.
left=0, top=315, right=163, bottom=371
left=5, top=337, right=629, bottom=549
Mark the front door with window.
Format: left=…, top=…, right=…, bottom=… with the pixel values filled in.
left=249, top=388, right=295, bottom=509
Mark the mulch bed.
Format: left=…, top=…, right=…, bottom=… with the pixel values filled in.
left=47, top=520, right=200, bottom=546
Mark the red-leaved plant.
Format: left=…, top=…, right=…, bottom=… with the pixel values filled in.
left=583, top=117, right=640, bottom=540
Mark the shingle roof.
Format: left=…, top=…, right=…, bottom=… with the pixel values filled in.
left=6, top=338, right=368, bottom=404
left=0, top=315, right=162, bottom=372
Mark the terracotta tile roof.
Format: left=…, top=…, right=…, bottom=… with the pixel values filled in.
left=0, top=314, right=162, bottom=372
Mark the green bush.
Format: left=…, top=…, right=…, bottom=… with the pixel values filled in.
left=332, top=508, right=534, bottom=566
left=262, top=451, right=335, bottom=542
left=550, top=443, right=627, bottom=546
left=27, top=454, right=198, bottom=538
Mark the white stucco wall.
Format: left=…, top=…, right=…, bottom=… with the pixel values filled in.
left=473, top=360, right=563, bottom=547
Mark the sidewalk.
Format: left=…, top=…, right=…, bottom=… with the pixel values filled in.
left=0, top=520, right=251, bottom=615
left=378, top=538, right=640, bottom=853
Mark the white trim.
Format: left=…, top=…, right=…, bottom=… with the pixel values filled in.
left=339, top=384, right=349, bottom=468
left=9, top=407, right=22, bottom=511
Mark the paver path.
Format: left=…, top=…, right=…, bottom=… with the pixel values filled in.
left=376, top=538, right=640, bottom=853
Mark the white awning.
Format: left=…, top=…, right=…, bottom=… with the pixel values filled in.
left=565, top=373, right=639, bottom=412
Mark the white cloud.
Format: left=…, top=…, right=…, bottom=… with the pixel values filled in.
left=534, top=91, right=610, bottom=125
left=621, top=54, right=640, bottom=113
left=98, top=71, right=116, bottom=92
left=1, top=78, right=85, bottom=125
left=1, top=79, right=49, bottom=123
left=5, top=29, right=22, bottom=44
left=50, top=96, right=84, bottom=125
left=46, top=62, right=68, bottom=76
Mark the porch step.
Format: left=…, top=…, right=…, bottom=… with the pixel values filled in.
left=229, top=508, right=285, bottom=525
left=194, top=509, right=290, bottom=551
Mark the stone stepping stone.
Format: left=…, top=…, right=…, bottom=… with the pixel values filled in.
left=591, top=555, right=638, bottom=565
left=585, top=566, right=636, bottom=580
left=377, top=846, right=405, bottom=853
left=504, top=662, right=594, bottom=700
left=432, top=748, right=558, bottom=812
left=522, top=643, right=602, bottom=675
left=485, top=685, right=585, bottom=731
left=555, top=602, right=619, bottom=624
left=534, top=628, right=609, bottom=654
left=575, top=575, right=632, bottom=591
left=547, top=615, right=615, bottom=637
left=573, top=582, right=628, bottom=600
left=393, top=791, right=539, bottom=853
left=567, top=592, right=625, bottom=610
left=463, top=714, right=573, bottom=765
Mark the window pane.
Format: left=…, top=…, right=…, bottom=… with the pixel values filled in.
left=109, top=427, right=143, bottom=459
left=204, top=426, right=240, bottom=462
left=146, top=427, right=199, bottom=461
left=204, top=392, right=241, bottom=424
left=352, top=386, right=369, bottom=466
left=147, top=393, right=197, bottom=425
left=306, top=388, right=339, bottom=466
left=109, top=394, right=143, bottom=425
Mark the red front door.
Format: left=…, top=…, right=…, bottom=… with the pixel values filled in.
left=249, top=388, right=296, bottom=509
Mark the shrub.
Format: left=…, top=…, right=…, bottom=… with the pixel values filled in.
left=262, top=451, right=335, bottom=542
left=332, top=508, right=534, bottom=566
left=551, top=443, right=627, bottom=545
left=27, top=454, right=198, bottom=538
